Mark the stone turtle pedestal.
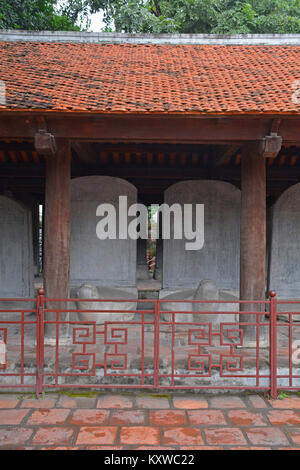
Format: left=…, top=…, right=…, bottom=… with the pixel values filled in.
left=75, top=284, right=138, bottom=323
left=159, top=280, right=239, bottom=325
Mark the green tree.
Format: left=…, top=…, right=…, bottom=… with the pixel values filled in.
left=0, top=0, right=83, bottom=30
left=81, top=0, right=300, bottom=34
left=1, top=0, right=300, bottom=33
left=213, top=0, right=300, bottom=34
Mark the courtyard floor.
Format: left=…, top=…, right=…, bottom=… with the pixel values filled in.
left=0, top=391, right=299, bottom=450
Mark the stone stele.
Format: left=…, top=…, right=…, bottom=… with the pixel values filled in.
left=70, top=176, right=138, bottom=320
left=0, top=195, right=34, bottom=298
left=270, top=182, right=300, bottom=321
left=70, top=175, right=137, bottom=288
left=162, top=180, right=241, bottom=291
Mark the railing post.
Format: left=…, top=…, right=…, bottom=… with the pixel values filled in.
left=36, top=288, right=45, bottom=399
left=154, top=300, right=160, bottom=388
left=269, top=291, right=278, bottom=400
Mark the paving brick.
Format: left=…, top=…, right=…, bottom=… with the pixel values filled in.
left=70, top=409, right=109, bottom=426
left=2, top=390, right=299, bottom=451
left=110, top=410, right=146, bottom=426
left=57, top=396, right=97, bottom=409
left=245, top=427, right=289, bottom=446
left=162, top=427, right=204, bottom=446
left=76, top=427, right=118, bottom=445
left=178, top=446, right=223, bottom=450
left=149, top=410, right=186, bottom=426
left=286, top=428, right=300, bottom=446
left=227, top=410, right=267, bottom=426
left=204, top=427, right=247, bottom=446
left=20, top=397, right=57, bottom=408
left=229, top=447, right=271, bottom=450
left=27, top=409, right=70, bottom=425
left=32, top=427, right=75, bottom=445
left=173, top=397, right=208, bottom=409
left=97, top=395, right=133, bottom=409
left=268, top=397, right=300, bottom=409
left=120, top=426, right=160, bottom=446
left=134, top=446, right=176, bottom=450
left=188, top=410, right=226, bottom=425
left=277, top=447, right=300, bottom=450
left=0, top=428, right=34, bottom=446
left=248, top=395, right=268, bottom=409
left=267, top=410, right=300, bottom=426
left=136, top=396, right=170, bottom=409
left=5, top=447, right=34, bottom=450
left=40, top=447, right=81, bottom=450
left=86, top=446, right=124, bottom=450
left=55, top=396, right=78, bottom=408
left=0, top=409, right=28, bottom=424
left=210, top=396, right=246, bottom=409
left=0, top=395, right=20, bottom=408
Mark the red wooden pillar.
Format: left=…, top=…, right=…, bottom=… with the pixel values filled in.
left=240, top=144, right=267, bottom=346
left=43, top=138, right=71, bottom=341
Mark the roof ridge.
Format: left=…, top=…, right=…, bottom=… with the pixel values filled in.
left=1, top=30, right=300, bottom=45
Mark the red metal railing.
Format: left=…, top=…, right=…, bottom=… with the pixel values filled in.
left=0, top=291, right=299, bottom=399
left=0, top=298, right=37, bottom=391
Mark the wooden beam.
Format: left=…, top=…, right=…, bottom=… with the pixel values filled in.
left=0, top=114, right=299, bottom=144
left=0, top=142, right=34, bottom=152
left=0, top=151, right=6, bottom=163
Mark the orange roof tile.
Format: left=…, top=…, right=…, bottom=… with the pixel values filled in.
left=0, top=42, right=300, bottom=114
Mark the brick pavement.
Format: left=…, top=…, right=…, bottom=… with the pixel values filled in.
left=0, top=392, right=299, bottom=450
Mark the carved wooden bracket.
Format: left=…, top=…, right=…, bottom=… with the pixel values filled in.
left=34, top=129, right=57, bottom=155
left=259, top=132, right=282, bottom=158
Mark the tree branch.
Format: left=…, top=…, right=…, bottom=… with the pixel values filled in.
left=150, top=0, right=162, bottom=17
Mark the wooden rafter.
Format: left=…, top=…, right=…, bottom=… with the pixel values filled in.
left=215, top=144, right=241, bottom=167
left=72, top=142, right=98, bottom=165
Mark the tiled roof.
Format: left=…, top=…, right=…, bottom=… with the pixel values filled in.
left=0, top=41, right=300, bottom=114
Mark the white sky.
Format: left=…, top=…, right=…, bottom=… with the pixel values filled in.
left=88, top=11, right=105, bottom=32
left=57, top=1, right=105, bottom=32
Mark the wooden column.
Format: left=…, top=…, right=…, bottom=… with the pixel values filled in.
left=240, top=144, right=266, bottom=346
left=43, top=139, right=71, bottom=341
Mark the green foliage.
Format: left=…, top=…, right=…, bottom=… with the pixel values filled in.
left=277, top=391, right=291, bottom=400
left=1, top=0, right=299, bottom=33
left=59, top=390, right=100, bottom=397
left=0, top=0, right=82, bottom=30
left=82, top=0, right=300, bottom=34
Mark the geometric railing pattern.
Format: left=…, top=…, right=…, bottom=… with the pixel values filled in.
left=0, top=291, right=299, bottom=399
